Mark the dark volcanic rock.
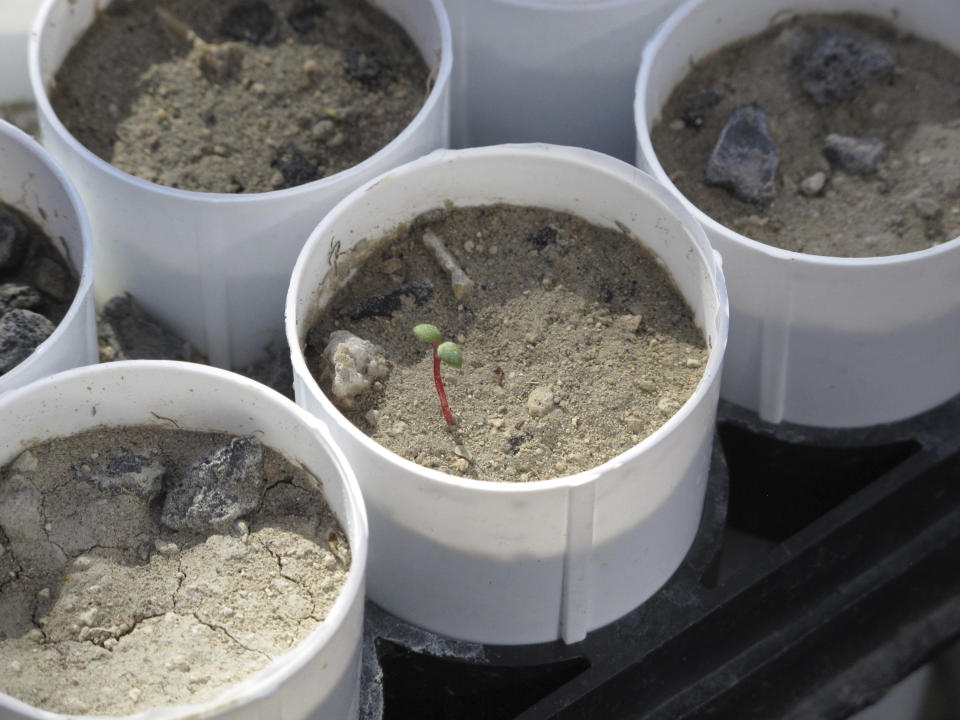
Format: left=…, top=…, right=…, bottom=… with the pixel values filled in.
left=0, top=283, right=43, bottom=315
left=161, top=436, right=265, bottom=533
left=823, top=133, right=886, bottom=175
left=682, top=89, right=723, bottom=129
left=100, top=294, right=195, bottom=361
left=705, top=103, right=780, bottom=205
left=74, top=450, right=165, bottom=502
left=287, top=0, right=327, bottom=33
left=0, top=309, right=55, bottom=374
left=340, top=280, right=434, bottom=322
left=220, top=1, right=278, bottom=44
left=800, top=29, right=896, bottom=104
left=272, top=143, right=320, bottom=188
left=0, top=206, right=29, bottom=275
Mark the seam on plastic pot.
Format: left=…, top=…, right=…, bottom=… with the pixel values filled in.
left=0, top=120, right=95, bottom=394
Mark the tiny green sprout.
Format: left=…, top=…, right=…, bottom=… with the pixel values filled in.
left=414, top=324, right=462, bottom=426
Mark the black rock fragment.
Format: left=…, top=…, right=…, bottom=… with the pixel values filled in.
left=220, top=1, right=279, bottom=45
left=507, top=432, right=533, bottom=456
left=272, top=143, right=320, bottom=188
left=705, top=103, right=780, bottom=205
left=682, top=89, right=723, bottom=129
left=74, top=450, right=165, bottom=502
left=344, top=50, right=389, bottom=88
left=161, top=436, right=265, bottom=533
left=287, top=0, right=327, bottom=33
left=823, top=133, right=886, bottom=175
left=0, top=205, right=29, bottom=275
left=243, top=338, right=294, bottom=399
left=100, top=293, right=195, bottom=361
left=525, top=226, right=558, bottom=250
left=0, top=283, right=42, bottom=315
left=0, top=308, right=55, bottom=374
left=800, top=29, right=896, bottom=104
left=340, top=280, right=434, bottom=321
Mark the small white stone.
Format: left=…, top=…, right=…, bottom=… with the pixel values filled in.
left=637, top=379, right=658, bottom=393
left=800, top=171, right=827, bottom=197
left=668, top=119, right=685, bottom=131
left=323, top=331, right=389, bottom=405
left=10, top=451, right=38, bottom=472
left=685, top=357, right=702, bottom=369
left=10, top=660, right=22, bottom=673
left=154, top=539, right=179, bottom=556
left=657, top=397, right=681, bottom=414
left=128, top=688, right=142, bottom=702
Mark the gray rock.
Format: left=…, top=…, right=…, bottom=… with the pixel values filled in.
left=0, top=206, right=29, bottom=274
left=0, top=283, right=42, bottom=315
left=0, top=309, right=55, bottom=374
left=705, top=103, right=780, bottom=205
left=73, top=450, right=165, bottom=501
left=912, top=196, right=941, bottom=219
left=823, top=134, right=886, bottom=175
left=100, top=293, right=200, bottom=361
left=800, top=30, right=896, bottom=104
left=31, top=256, right=74, bottom=303
left=161, top=436, right=265, bottom=533
left=243, top=338, right=293, bottom=399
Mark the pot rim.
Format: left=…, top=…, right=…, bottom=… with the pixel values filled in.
left=634, top=0, right=960, bottom=268
left=27, top=0, right=453, bottom=204
left=0, top=360, right=369, bottom=720
left=0, top=119, right=94, bottom=389
left=286, top=143, right=730, bottom=496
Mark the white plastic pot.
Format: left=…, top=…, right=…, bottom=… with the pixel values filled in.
left=0, top=0, right=43, bottom=103
left=0, top=361, right=368, bottom=720
left=443, top=0, right=678, bottom=162
left=29, top=0, right=452, bottom=369
left=0, top=119, right=96, bottom=395
left=635, top=0, right=960, bottom=428
left=287, top=144, right=729, bottom=645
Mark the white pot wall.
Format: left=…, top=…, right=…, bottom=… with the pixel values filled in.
left=29, top=0, right=452, bottom=369
left=0, top=361, right=368, bottom=720
left=635, top=0, right=960, bottom=427
left=444, top=0, right=678, bottom=162
left=0, top=119, right=96, bottom=394
left=287, top=144, right=728, bottom=645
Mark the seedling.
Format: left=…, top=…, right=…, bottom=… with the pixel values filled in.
left=414, top=324, right=462, bottom=426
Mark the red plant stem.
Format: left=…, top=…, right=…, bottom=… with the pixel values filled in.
left=433, top=344, right=456, bottom=426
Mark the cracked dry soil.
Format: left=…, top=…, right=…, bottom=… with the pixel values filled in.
left=0, top=427, right=349, bottom=716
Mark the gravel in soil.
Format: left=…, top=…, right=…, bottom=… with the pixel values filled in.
left=50, top=0, right=430, bottom=193
left=0, top=427, right=349, bottom=716
left=0, top=201, right=79, bottom=376
left=306, top=204, right=709, bottom=483
left=651, top=13, right=960, bottom=257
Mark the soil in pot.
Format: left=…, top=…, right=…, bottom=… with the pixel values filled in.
left=0, top=427, right=350, bottom=716
left=50, top=0, right=430, bottom=193
left=0, top=201, right=79, bottom=376
left=305, top=204, right=708, bottom=483
left=650, top=13, right=960, bottom=257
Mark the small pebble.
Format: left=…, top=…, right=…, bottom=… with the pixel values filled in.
left=800, top=171, right=827, bottom=197
left=527, top=386, right=555, bottom=417
left=668, top=119, right=685, bottom=131
left=128, top=688, right=141, bottom=702
left=913, top=197, right=941, bottom=219
left=452, top=458, right=470, bottom=473
left=303, top=59, right=319, bottom=77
